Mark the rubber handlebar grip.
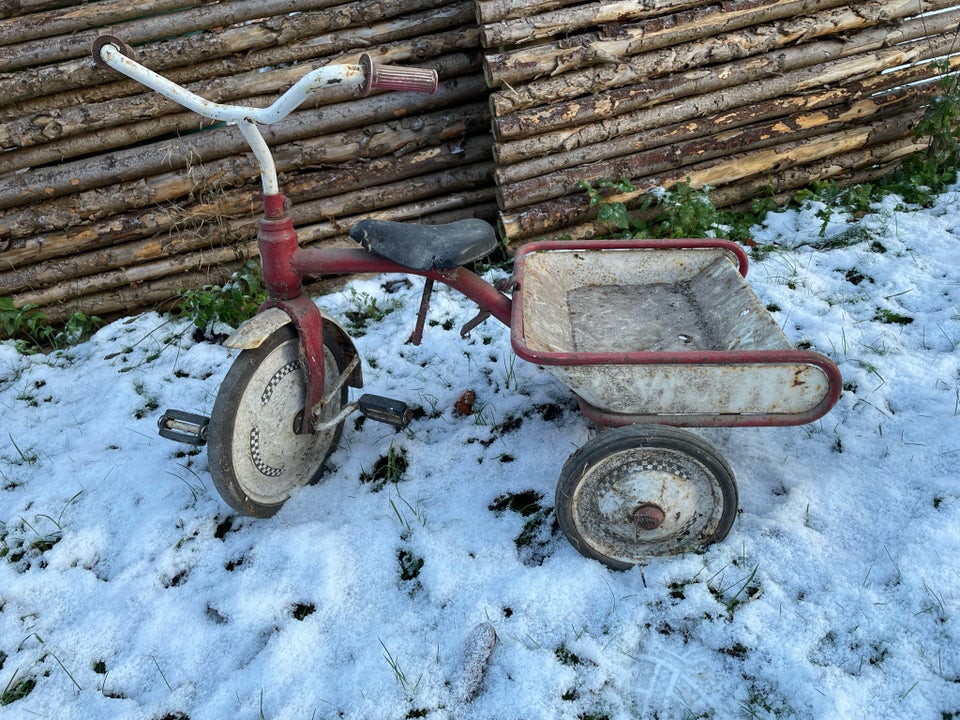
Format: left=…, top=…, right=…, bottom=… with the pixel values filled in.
left=360, top=54, right=438, bottom=96
left=91, top=35, right=136, bottom=68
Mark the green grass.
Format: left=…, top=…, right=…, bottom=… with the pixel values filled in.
left=1, top=491, right=82, bottom=569
left=0, top=670, right=36, bottom=706
left=379, top=639, right=422, bottom=696
left=488, top=490, right=557, bottom=565
left=360, top=443, right=409, bottom=492
left=342, top=287, right=402, bottom=336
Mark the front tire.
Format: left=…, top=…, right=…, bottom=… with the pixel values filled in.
left=208, top=324, right=348, bottom=517
left=555, top=425, right=738, bottom=569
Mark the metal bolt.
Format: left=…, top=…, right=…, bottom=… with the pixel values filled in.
left=631, top=503, right=666, bottom=531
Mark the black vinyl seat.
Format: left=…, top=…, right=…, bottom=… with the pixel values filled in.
left=349, top=218, right=498, bottom=271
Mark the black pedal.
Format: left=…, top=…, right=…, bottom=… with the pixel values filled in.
left=358, top=394, right=414, bottom=428
left=158, top=409, right=210, bottom=445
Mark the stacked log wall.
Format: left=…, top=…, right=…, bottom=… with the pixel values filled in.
left=0, top=0, right=494, bottom=321
left=479, top=0, right=960, bottom=241
left=2, top=0, right=959, bottom=323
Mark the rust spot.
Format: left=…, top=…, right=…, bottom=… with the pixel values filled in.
left=631, top=504, right=666, bottom=531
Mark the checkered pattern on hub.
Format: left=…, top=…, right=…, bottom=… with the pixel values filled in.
left=261, top=360, right=299, bottom=406
left=249, top=426, right=283, bottom=477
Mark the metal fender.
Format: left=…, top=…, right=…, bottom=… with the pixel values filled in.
left=223, top=307, right=289, bottom=349
left=224, top=307, right=363, bottom=388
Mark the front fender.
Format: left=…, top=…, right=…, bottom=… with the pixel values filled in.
left=224, top=307, right=363, bottom=388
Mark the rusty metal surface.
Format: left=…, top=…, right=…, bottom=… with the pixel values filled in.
left=570, top=450, right=723, bottom=559
left=561, top=362, right=830, bottom=418
left=555, top=424, right=738, bottom=563
left=510, top=239, right=842, bottom=425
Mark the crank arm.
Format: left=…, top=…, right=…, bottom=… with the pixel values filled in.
left=310, top=354, right=413, bottom=430
left=317, top=353, right=360, bottom=412
left=312, top=400, right=360, bottom=432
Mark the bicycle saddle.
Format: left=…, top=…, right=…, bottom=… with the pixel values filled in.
left=350, top=218, right=498, bottom=271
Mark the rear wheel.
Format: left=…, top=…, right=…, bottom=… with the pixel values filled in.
left=208, top=324, right=349, bottom=517
left=555, top=425, right=737, bottom=569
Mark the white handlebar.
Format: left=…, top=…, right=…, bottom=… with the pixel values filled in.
left=93, top=36, right=438, bottom=196
left=97, top=43, right=366, bottom=126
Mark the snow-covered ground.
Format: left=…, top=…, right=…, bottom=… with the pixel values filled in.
left=1, top=189, right=958, bottom=720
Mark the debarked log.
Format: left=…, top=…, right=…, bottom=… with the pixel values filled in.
left=0, top=49, right=481, bottom=174
left=476, top=0, right=590, bottom=25
left=495, top=87, right=929, bottom=210
left=0, top=73, right=488, bottom=212
left=492, top=33, right=957, bottom=160
left=44, top=269, right=241, bottom=321
left=494, top=61, right=952, bottom=185
left=295, top=187, right=497, bottom=246
left=0, top=0, right=79, bottom=22
left=0, top=0, right=473, bottom=108
left=11, top=189, right=498, bottom=320
left=0, top=104, right=490, bottom=246
left=24, top=194, right=499, bottom=323
left=479, top=0, right=704, bottom=47
left=0, top=41, right=479, bottom=153
left=0, top=111, right=492, bottom=255
left=0, top=156, right=495, bottom=295
left=493, top=18, right=960, bottom=143
left=484, top=0, right=868, bottom=87
left=497, top=111, right=925, bottom=239
left=1, top=19, right=479, bottom=123
left=0, top=0, right=450, bottom=73
left=0, top=0, right=216, bottom=46
left=488, top=0, right=960, bottom=117
left=521, top=137, right=921, bottom=244
left=0, top=108, right=230, bottom=176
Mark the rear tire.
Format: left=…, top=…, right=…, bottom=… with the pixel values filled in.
left=555, top=425, right=737, bottom=569
left=208, top=324, right=348, bottom=517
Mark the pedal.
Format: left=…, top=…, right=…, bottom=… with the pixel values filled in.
left=158, top=409, right=210, bottom=445
left=358, top=394, right=414, bottom=428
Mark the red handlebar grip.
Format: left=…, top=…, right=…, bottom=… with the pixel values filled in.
left=91, top=34, right=136, bottom=68
left=360, top=54, right=438, bottom=96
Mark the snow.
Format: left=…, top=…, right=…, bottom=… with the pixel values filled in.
left=1, top=187, right=959, bottom=720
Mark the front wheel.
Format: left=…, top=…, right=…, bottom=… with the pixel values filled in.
left=555, top=425, right=738, bottom=569
left=208, top=324, right=349, bottom=517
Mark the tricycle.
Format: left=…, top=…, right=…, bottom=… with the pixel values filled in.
left=94, top=36, right=842, bottom=569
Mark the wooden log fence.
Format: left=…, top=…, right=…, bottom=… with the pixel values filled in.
left=480, top=0, right=960, bottom=242
left=2, top=0, right=960, bottom=325
left=0, top=0, right=494, bottom=322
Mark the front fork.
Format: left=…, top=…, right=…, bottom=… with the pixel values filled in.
left=159, top=194, right=478, bottom=444
left=254, top=195, right=413, bottom=434
left=160, top=193, right=420, bottom=443
left=258, top=193, right=331, bottom=435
